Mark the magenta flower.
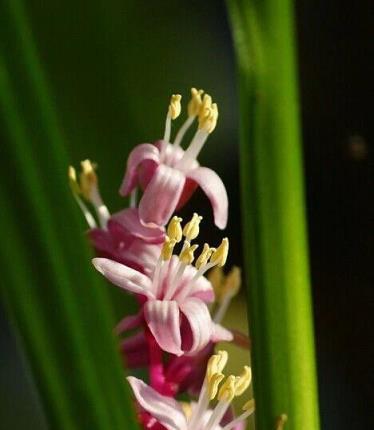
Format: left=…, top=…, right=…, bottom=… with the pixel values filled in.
left=127, top=350, right=254, bottom=430
left=92, top=214, right=232, bottom=356
left=119, top=89, right=228, bottom=229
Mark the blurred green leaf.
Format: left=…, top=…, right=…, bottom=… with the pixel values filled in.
left=0, top=0, right=138, bottom=428
left=226, top=1, right=320, bottom=429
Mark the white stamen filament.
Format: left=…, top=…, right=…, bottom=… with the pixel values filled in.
left=73, top=194, right=97, bottom=229
left=90, top=187, right=110, bottom=228
left=204, top=399, right=230, bottom=430
left=177, top=261, right=216, bottom=303
left=164, top=261, right=187, bottom=300
left=173, top=116, right=194, bottom=147
left=177, top=129, right=209, bottom=172
left=187, top=380, right=209, bottom=429
left=163, top=114, right=172, bottom=143
left=222, top=407, right=255, bottom=430
left=213, top=293, right=233, bottom=324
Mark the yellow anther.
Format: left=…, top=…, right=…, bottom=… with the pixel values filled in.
left=180, top=402, right=193, bottom=419
left=206, top=350, right=228, bottom=381
left=276, top=414, right=288, bottom=430
left=179, top=243, right=198, bottom=265
left=234, top=366, right=252, bottom=396
left=188, top=88, right=203, bottom=117
left=68, top=166, right=81, bottom=195
left=182, top=213, right=203, bottom=241
left=167, top=216, right=183, bottom=242
left=207, top=372, right=225, bottom=400
left=242, top=399, right=255, bottom=412
left=161, top=236, right=177, bottom=261
left=210, top=238, right=229, bottom=267
left=207, top=354, right=221, bottom=381
left=195, top=243, right=215, bottom=269
left=79, top=159, right=98, bottom=200
left=218, top=375, right=236, bottom=402
left=199, top=104, right=218, bottom=133
left=198, top=94, right=212, bottom=121
left=221, top=266, right=241, bottom=299
left=168, top=94, right=182, bottom=119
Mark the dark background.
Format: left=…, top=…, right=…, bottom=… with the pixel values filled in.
left=0, top=1, right=372, bottom=428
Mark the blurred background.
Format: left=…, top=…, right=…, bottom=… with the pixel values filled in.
left=0, top=0, right=372, bottom=428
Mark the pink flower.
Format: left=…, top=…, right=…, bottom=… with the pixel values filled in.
left=92, top=255, right=231, bottom=356
left=92, top=214, right=233, bottom=356
left=119, top=89, right=228, bottom=229
left=126, top=350, right=254, bottom=430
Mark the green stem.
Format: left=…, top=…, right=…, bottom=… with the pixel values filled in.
left=226, top=1, right=320, bottom=429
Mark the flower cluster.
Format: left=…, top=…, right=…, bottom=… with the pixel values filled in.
left=69, top=89, right=254, bottom=429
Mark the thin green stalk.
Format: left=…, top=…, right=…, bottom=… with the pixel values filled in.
left=226, top=1, right=320, bottom=429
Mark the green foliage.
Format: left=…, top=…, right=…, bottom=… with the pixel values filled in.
left=0, top=0, right=138, bottom=428
left=226, top=1, right=320, bottom=429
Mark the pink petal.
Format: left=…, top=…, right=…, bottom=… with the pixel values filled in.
left=127, top=377, right=187, bottom=430
left=211, top=323, right=233, bottom=343
left=187, top=166, right=228, bottom=229
left=92, top=258, right=155, bottom=298
left=144, top=300, right=183, bottom=356
left=119, top=143, right=160, bottom=196
left=115, top=312, right=143, bottom=335
left=179, top=298, right=212, bottom=354
left=109, top=208, right=165, bottom=244
left=139, top=164, right=185, bottom=227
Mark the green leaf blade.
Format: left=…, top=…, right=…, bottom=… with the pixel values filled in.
left=226, top=1, right=320, bottom=429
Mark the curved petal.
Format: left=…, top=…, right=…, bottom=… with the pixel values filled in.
left=144, top=300, right=183, bottom=356
left=211, top=323, right=233, bottom=343
left=179, top=298, right=212, bottom=354
left=127, top=377, right=187, bottom=430
left=110, top=207, right=165, bottom=244
left=92, top=258, right=155, bottom=298
left=187, top=167, right=228, bottom=229
left=139, top=164, right=185, bottom=227
left=119, top=143, right=160, bottom=196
